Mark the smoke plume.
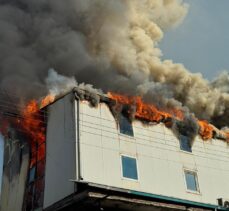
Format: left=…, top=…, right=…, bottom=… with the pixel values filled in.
left=0, top=0, right=228, bottom=128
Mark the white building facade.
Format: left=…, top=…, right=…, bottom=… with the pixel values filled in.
left=43, top=91, right=229, bottom=210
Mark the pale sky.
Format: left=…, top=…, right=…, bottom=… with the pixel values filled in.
left=160, top=0, right=229, bottom=80
left=0, top=0, right=229, bottom=192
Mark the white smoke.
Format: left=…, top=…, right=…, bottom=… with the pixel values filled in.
left=211, top=71, right=229, bottom=93
left=45, top=69, right=78, bottom=96
left=46, top=69, right=102, bottom=106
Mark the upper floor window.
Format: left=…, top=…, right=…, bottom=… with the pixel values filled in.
left=119, top=113, right=134, bottom=137
left=121, top=155, right=138, bottom=180
left=184, top=170, right=199, bottom=192
left=179, top=135, right=192, bottom=152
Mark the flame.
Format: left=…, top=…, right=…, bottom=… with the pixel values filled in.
left=108, top=92, right=184, bottom=123
left=198, top=120, right=214, bottom=140
left=0, top=93, right=54, bottom=177
left=19, top=100, right=46, bottom=167
left=40, top=94, right=55, bottom=108
left=108, top=92, right=227, bottom=141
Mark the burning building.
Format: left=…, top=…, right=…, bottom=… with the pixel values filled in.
left=0, top=0, right=229, bottom=210
left=0, top=97, right=47, bottom=211
left=1, top=88, right=229, bottom=211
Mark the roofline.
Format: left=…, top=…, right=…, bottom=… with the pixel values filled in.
left=42, top=87, right=110, bottom=109
left=42, top=87, right=228, bottom=142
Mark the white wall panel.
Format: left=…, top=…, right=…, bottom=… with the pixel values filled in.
left=44, top=94, right=76, bottom=208
left=79, top=100, right=229, bottom=206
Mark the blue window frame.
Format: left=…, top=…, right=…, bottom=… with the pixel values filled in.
left=184, top=171, right=199, bottom=192
left=121, top=155, right=138, bottom=180
left=179, top=135, right=192, bottom=152
left=119, top=114, right=134, bottom=137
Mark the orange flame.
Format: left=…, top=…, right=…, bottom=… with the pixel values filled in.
left=198, top=120, right=214, bottom=140
left=40, top=94, right=55, bottom=108
left=108, top=92, right=226, bottom=141
left=0, top=93, right=55, bottom=170
left=17, top=93, right=55, bottom=167
left=20, top=100, right=46, bottom=167
left=108, top=92, right=184, bottom=122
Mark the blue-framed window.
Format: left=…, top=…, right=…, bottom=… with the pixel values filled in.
left=121, top=155, right=138, bottom=180
left=184, top=170, right=199, bottom=192
left=119, top=114, right=134, bottom=137
left=179, top=135, right=192, bottom=152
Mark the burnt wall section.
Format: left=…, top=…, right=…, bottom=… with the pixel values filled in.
left=0, top=134, right=29, bottom=211
left=24, top=117, right=47, bottom=211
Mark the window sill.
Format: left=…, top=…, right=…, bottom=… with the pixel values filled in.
left=118, top=133, right=136, bottom=140
left=179, top=149, right=193, bottom=155
left=186, top=190, right=201, bottom=195
left=121, top=176, right=139, bottom=183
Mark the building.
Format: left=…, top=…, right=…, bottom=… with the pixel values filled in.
left=1, top=89, right=229, bottom=210
left=0, top=131, right=29, bottom=211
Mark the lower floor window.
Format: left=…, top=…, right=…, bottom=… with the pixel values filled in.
left=121, top=155, right=138, bottom=180
left=184, top=170, right=199, bottom=192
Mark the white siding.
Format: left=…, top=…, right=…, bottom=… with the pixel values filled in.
left=78, top=100, right=229, bottom=206
left=43, top=94, right=76, bottom=208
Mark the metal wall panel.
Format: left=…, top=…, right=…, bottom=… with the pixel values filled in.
left=43, top=93, right=76, bottom=209
left=78, top=100, right=229, bottom=206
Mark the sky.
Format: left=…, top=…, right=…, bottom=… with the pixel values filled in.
left=0, top=0, right=229, bottom=193
left=160, top=0, right=229, bottom=80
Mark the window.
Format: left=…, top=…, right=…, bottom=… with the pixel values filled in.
left=119, top=114, right=134, bottom=137
left=121, top=155, right=138, bottom=180
left=184, top=170, right=199, bottom=192
left=179, top=135, right=192, bottom=152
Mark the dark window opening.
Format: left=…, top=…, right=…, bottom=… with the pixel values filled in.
left=179, top=135, right=192, bottom=152
left=184, top=170, right=199, bottom=192
left=119, top=113, right=134, bottom=137
left=121, top=155, right=138, bottom=180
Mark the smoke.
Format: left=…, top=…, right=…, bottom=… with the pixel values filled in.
left=211, top=71, right=229, bottom=93
left=45, top=68, right=78, bottom=96
left=46, top=69, right=102, bottom=106
left=0, top=0, right=228, bottom=127
left=172, top=116, right=199, bottom=144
